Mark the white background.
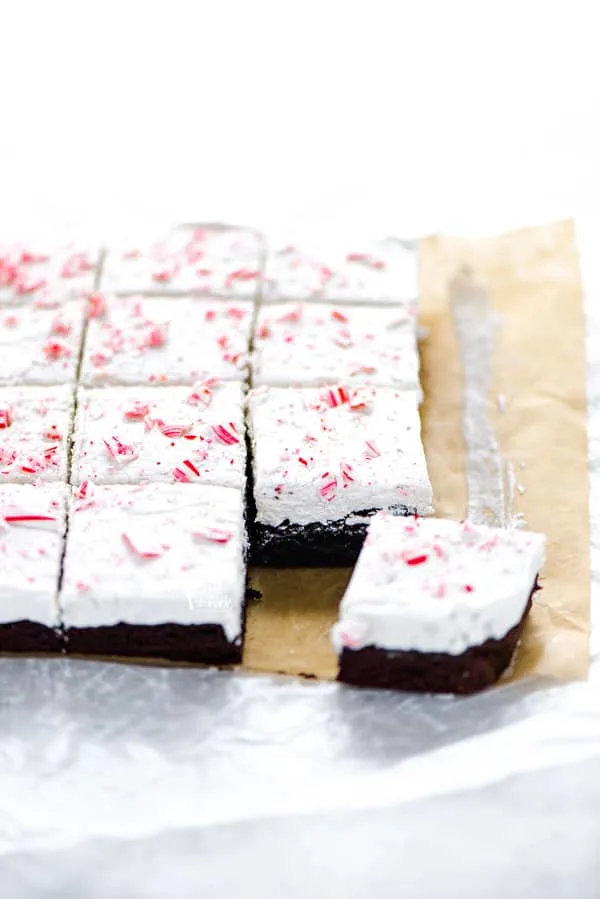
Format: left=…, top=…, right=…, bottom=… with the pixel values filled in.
left=1, top=0, right=599, bottom=238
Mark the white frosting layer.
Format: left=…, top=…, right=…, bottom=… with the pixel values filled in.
left=261, top=238, right=418, bottom=305
left=0, top=483, right=66, bottom=625
left=101, top=226, right=263, bottom=299
left=0, top=385, right=74, bottom=483
left=71, top=383, right=246, bottom=489
left=0, top=242, right=99, bottom=305
left=80, top=295, right=253, bottom=387
left=331, top=514, right=546, bottom=656
left=60, top=483, right=246, bottom=638
left=252, top=301, right=420, bottom=392
left=0, top=299, right=84, bottom=385
left=248, top=386, right=433, bottom=526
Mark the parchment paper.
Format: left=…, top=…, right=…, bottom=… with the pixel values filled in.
left=244, top=220, right=590, bottom=682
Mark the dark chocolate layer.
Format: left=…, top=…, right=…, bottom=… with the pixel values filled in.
left=0, top=620, right=64, bottom=654
left=251, top=506, right=414, bottom=567
left=64, top=621, right=242, bottom=665
left=338, top=591, right=537, bottom=695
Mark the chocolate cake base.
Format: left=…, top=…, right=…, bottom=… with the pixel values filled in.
left=0, top=620, right=64, bottom=654
left=338, top=593, right=536, bottom=695
left=252, top=506, right=414, bottom=567
left=64, top=622, right=242, bottom=665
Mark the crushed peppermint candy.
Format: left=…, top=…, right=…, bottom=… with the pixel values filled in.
left=43, top=341, right=71, bottom=361
left=340, top=462, right=355, bottom=487
left=211, top=423, right=240, bottom=445
left=278, top=304, right=302, bottom=324
left=1, top=512, right=58, bottom=531
left=173, top=459, right=202, bottom=482
left=226, top=306, right=248, bottom=321
left=51, top=317, right=73, bottom=337
left=318, top=472, right=338, bottom=502
left=186, top=381, right=215, bottom=408
left=74, top=480, right=95, bottom=510
left=152, top=263, right=180, bottom=283
left=403, top=553, right=428, bottom=566
left=331, top=309, right=349, bottom=323
left=87, top=293, right=107, bottom=319
left=61, top=252, right=94, bottom=278
left=346, top=252, right=385, bottom=269
left=142, top=323, right=169, bottom=349
left=15, top=273, right=46, bottom=295
left=122, top=530, right=165, bottom=560
left=157, top=421, right=192, bottom=439
left=363, top=440, right=381, bottom=459
left=124, top=402, right=150, bottom=421
left=191, top=525, right=233, bottom=544
left=103, top=436, right=138, bottom=462
left=323, top=386, right=350, bottom=408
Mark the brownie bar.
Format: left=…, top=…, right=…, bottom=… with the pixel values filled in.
left=64, top=622, right=242, bottom=665
left=251, top=506, right=414, bottom=567
left=0, top=620, right=64, bottom=654
left=338, top=588, right=537, bottom=695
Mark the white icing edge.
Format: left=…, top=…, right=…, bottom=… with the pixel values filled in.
left=331, top=514, right=546, bottom=655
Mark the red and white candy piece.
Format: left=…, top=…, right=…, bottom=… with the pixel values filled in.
left=103, top=436, right=138, bottom=462
left=318, top=472, right=338, bottom=502
left=191, top=524, right=233, bottom=544
left=61, top=252, right=94, bottom=278
left=340, top=462, right=355, bottom=487
left=1, top=509, right=58, bottom=531
left=346, top=252, right=385, bottom=269
left=363, top=440, right=381, bottom=460
left=122, top=529, right=165, bottom=560
left=124, top=402, right=150, bottom=421
left=211, top=423, right=240, bottom=445
left=74, top=480, right=96, bottom=510
left=43, top=341, right=71, bottom=361
left=87, top=293, right=107, bottom=319
left=142, top=323, right=169, bottom=349
left=173, top=459, right=201, bottom=482
left=158, top=421, right=192, bottom=439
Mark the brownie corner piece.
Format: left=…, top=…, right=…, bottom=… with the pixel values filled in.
left=337, top=595, right=534, bottom=695
left=332, top=514, right=546, bottom=694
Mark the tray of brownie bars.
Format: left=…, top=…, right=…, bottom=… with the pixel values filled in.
left=0, top=217, right=597, bottom=894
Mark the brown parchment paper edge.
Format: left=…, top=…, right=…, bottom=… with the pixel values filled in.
left=242, top=219, right=590, bottom=684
